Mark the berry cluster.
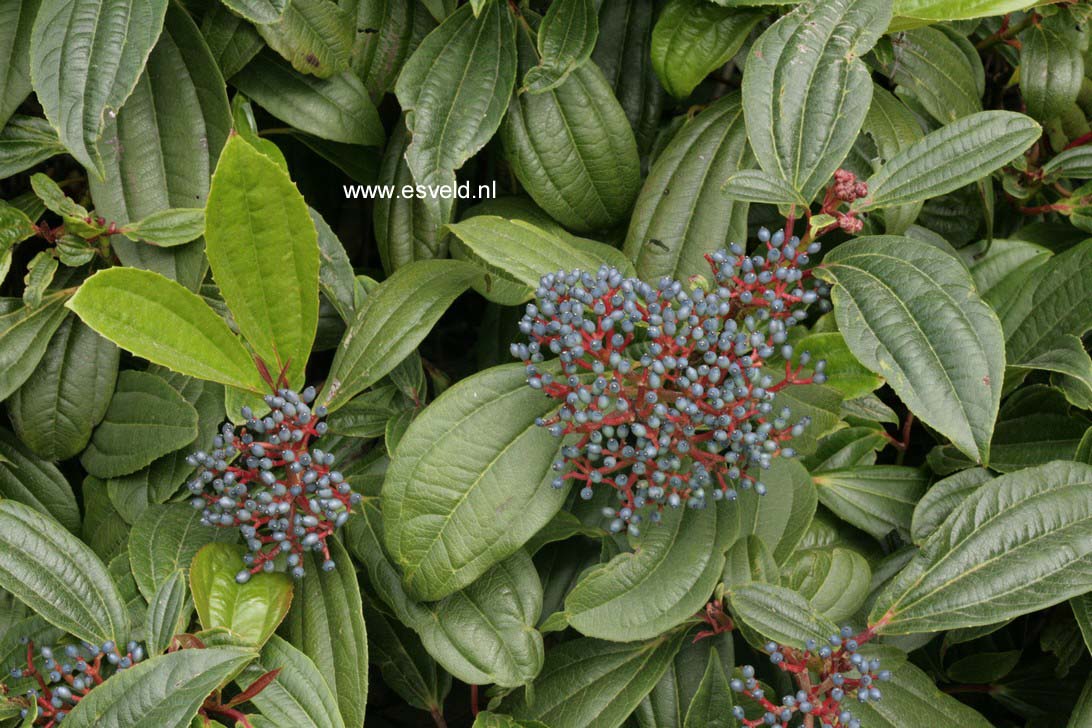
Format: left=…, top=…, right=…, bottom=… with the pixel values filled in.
left=730, top=627, right=889, bottom=728
left=3, top=639, right=144, bottom=726
left=187, top=386, right=361, bottom=582
left=511, top=228, right=828, bottom=531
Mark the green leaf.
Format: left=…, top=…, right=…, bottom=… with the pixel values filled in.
left=446, top=215, right=610, bottom=299
left=1044, top=145, right=1092, bottom=180
left=30, top=0, right=169, bottom=177
left=474, top=713, right=549, bottom=728
left=818, top=236, right=1005, bottom=464
left=351, top=0, right=435, bottom=100
left=910, top=467, right=992, bottom=545
left=624, top=93, right=751, bottom=281
left=852, top=658, right=993, bottom=727
left=232, top=49, right=384, bottom=146
left=794, top=331, right=883, bottom=400
left=871, top=461, right=1092, bottom=634
left=522, top=0, right=597, bottom=93
left=782, top=546, right=872, bottom=623
left=81, top=371, right=198, bottom=479
left=284, top=540, right=367, bottom=728
left=1068, top=675, right=1092, bottom=728
left=812, top=466, right=928, bottom=542
left=1020, top=12, right=1084, bottom=122
left=1071, top=592, right=1092, bottom=658
left=859, top=85, right=923, bottom=233
left=205, top=134, right=319, bottom=387
left=742, top=0, right=891, bottom=203
left=858, top=111, right=1040, bottom=210
left=881, top=26, right=982, bottom=124
left=0, top=115, right=64, bottom=178
left=728, top=582, right=838, bottom=647
left=190, top=543, right=293, bottom=647
left=322, top=259, right=482, bottom=412
left=221, top=0, right=287, bottom=24
left=0, top=198, right=36, bottom=253
left=0, top=295, right=71, bottom=402
left=562, top=503, right=736, bottom=641
left=505, top=631, right=688, bottom=727
left=502, top=17, right=641, bottom=232
left=89, top=3, right=231, bottom=291
left=362, top=594, right=450, bottom=713
left=383, top=363, right=568, bottom=600
left=129, top=504, right=235, bottom=602
left=0, top=0, right=40, bottom=128
left=201, top=3, right=265, bottom=80
left=720, top=169, right=807, bottom=206
left=722, top=535, right=778, bottom=588
left=0, top=427, right=80, bottom=533
left=650, top=0, right=762, bottom=99
left=236, top=635, right=345, bottom=728
left=1004, top=239, right=1092, bottom=375
left=682, top=649, right=734, bottom=728
left=737, top=459, right=818, bottom=565
left=255, top=0, right=353, bottom=78
left=145, top=569, right=191, bottom=656
left=64, top=646, right=255, bottom=728
left=122, top=208, right=205, bottom=247
left=969, top=238, right=1052, bottom=309
left=9, top=314, right=117, bottom=461
left=0, top=500, right=129, bottom=645
left=894, top=0, right=1046, bottom=22
left=396, top=2, right=516, bottom=189
left=420, top=550, right=544, bottom=687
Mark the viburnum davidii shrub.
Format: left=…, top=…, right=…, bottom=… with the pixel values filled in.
left=2, top=0, right=1092, bottom=726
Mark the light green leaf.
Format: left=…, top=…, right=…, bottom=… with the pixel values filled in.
left=129, top=504, right=234, bottom=602
left=30, top=0, right=169, bottom=177
left=64, top=646, right=255, bottom=728
left=122, top=208, right=205, bottom=247
left=562, top=503, right=737, bottom=642
left=9, top=315, right=118, bottom=461
left=236, top=635, right=345, bottom=728
left=818, top=236, right=1005, bottom=464
left=794, top=331, right=883, bottom=399
left=396, top=2, right=516, bottom=189
left=858, top=111, right=1040, bottom=210
left=871, top=461, right=1092, bottom=634
left=89, top=3, right=230, bottom=291
left=728, top=582, right=838, bottom=647
left=81, top=371, right=198, bottom=479
left=894, top=0, right=1042, bottom=22
left=650, top=0, right=762, bottom=99
left=523, top=0, right=597, bottom=93
left=505, top=632, right=688, bottom=727
left=145, top=570, right=191, bottom=656
left=503, top=17, right=641, bottom=232
left=189, top=542, right=293, bottom=647
left=205, top=134, right=319, bottom=387
left=255, top=0, right=353, bottom=78
left=625, top=94, right=750, bottom=280
left=742, top=0, right=891, bottom=203
left=420, top=550, right=544, bottom=687
left=284, top=540, right=367, bottom=728
left=322, top=259, right=482, bottom=412
left=0, top=115, right=64, bottom=178
left=221, top=0, right=287, bottom=24
left=0, top=428, right=80, bottom=532
left=782, top=546, right=872, bottom=623
left=383, top=363, right=567, bottom=601
left=1020, top=12, right=1084, bottom=122
left=910, top=467, right=992, bottom=545
left=812, top=466, right=928, bottom=542
left=0, top=500, right=128, bottom=645
left=0, top=295, right=71, bottom=402
left=232, top=49, right=384, bottom=146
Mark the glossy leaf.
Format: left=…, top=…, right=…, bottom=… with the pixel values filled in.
left=64, top=647, right=255, bottom=728
left=383, top=363, right=567, bottom=600
left=650, top=0, right=761, bottom=99
left=0, top=500, right=128, bottom=645
left=205, top=134, right=319, bottom=387
left=189, top=542, right=293, bottom=647
left=363, top=595, right=450, bottom=713
left=322, top=259, right=482, bottom=412
left=818, top=236, right=1005, bottom=464
left=742, top=0, right=891, bottom=203
left=872, top=461, right=1092, bottom=634
left=30, top=0, right=169, bottom=177
left=81, top=371, right=198, bottom=479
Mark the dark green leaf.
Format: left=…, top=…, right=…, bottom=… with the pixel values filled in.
left=882, top=26, right=982, bottom=123
left=221, top=0, right=287, bottom=24
left=145, top=569, right=191, bottom=656
left=236, top=635, right=345, bottom=728
left=128, top=504, right=235, bottom=602
left=0, top=115, right=64, bottom=178
left=255, top=0, right=353, bottom=78
left=812, top=466, right=928, bottom=541
left=523, top=0, right=598, bottom=93
left=0, top=295, right=74, bottom=402
left=350, top=0, right=435, bottom=100
left=1020, top=11, right=1084, bottom=121
left=0, top=427, right=80, bottom=532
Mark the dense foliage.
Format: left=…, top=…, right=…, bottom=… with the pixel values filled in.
left=0, top=0, right=1091, bottom=727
